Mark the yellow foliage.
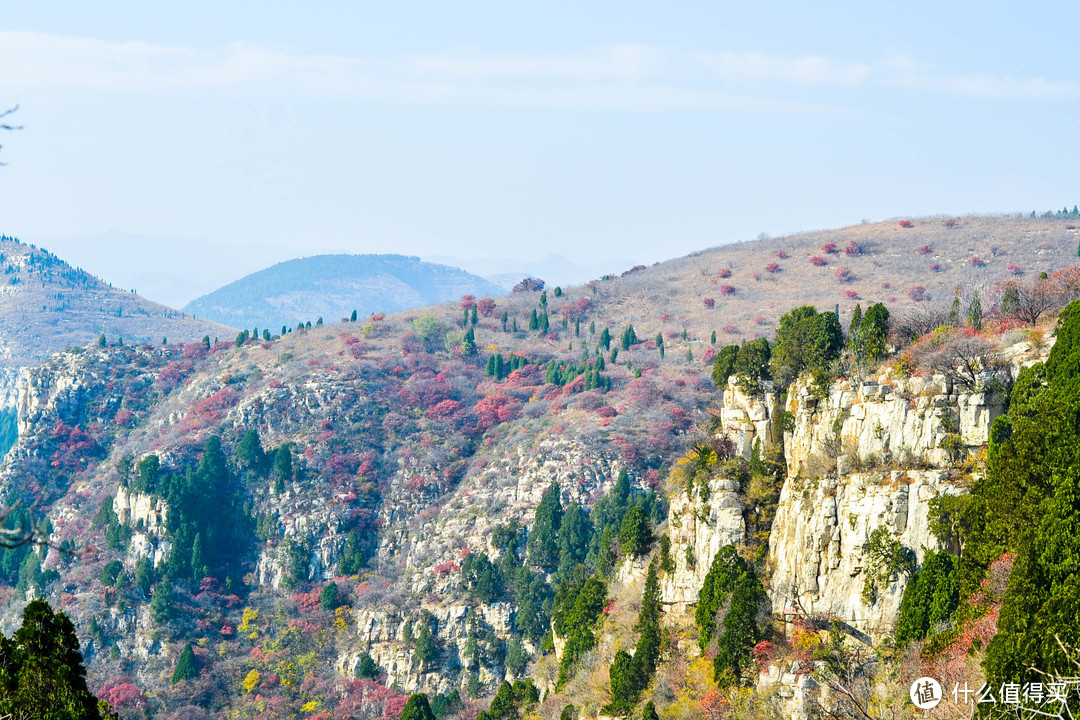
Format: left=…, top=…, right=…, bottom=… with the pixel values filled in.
left=239, top=607, right=259, bottom=634
left=241, top=670, right=260, bottom=693
left=300, top=700, right=319, bottom=713
left=334, top=606, right=353, bottom=635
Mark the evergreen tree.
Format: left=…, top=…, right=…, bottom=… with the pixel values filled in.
left=712, top=344, right=740, bottom=388
left=619, top=505, right=653, bottom=559
left=527, top=483, right=563, bottom=571
left=734, top=338, right=771, bottom=394
left=150, top=579, right=174, bottom=623
left=967, top=293, right=982, bottom=332
left=770, top=306, right=841, bottom=387
left=0, top=598, right=110, bottom=719
left=557, top=503, right=593, bottom=579
left=351, top=309, right=358, bottom=322
left=711, top=330, right=717, bottom=344
left=236, top=428, right=265, bottom=472
left=171, top=642, right=198, bottom=684
left=190, top=532, right=208, bottom=580
left=320, top=582, right=340, bottom=611
left=599, top=327, right=611, bottom=350
left=400, top=693, right=437, bottom=720
left=949, top=290, right=961, bottom=326
left=272, top=446, right=293, bottom=494
left=641, top=701, right=660, bottom=720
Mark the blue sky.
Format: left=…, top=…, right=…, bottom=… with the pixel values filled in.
left=1, top=2, right=1078, bottom=303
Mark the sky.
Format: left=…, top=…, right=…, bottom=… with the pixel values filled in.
left=1, top=2, right=1079, bottom=306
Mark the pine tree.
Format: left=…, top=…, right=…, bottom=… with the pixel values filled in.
left=599, top=327, right=611, bottom=350
left=557, top=503, right=593, bottom=579
left=350, top=309, right=358, bottom=322
left=237, top=428, right=265, bottom=472
left=191, top=532, right=208, bottom=581
left=527, top=483, right=563, bottom=571
left=641, top=701, right=660, bottom=720
left=150, top=579, right=174, bottom=623
left=711, top=330, right=716, bottom=344
left=171, top=642, right=198, bottom=684
left=529, top=309, right=539, bottom=330
left=949, top=290, right=961, bottom=326
left=320, top=582, right=339, bottom=611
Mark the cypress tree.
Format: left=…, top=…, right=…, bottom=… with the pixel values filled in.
left=599, top=327, right=611, bottom=350
left=527, top=483, right=563, bottom=571
left=967, top=293, right=982, bottom=332
left=619, top=505, right=653, bottom=559
left=350, top=309, right=358, bottom=322
left=171, top=642, right=198, bottom=684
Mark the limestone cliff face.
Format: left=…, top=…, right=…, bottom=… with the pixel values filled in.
left=768, top=469, right=960, bottom=635
left=783, top=374, right=1003, bottom=478
left=340, top=602, right=517, bottom=694
left=718, top=379, right=781, bottom=459
left=113, top=485, right=171, bottom=569
left=660, top=476, right=745, bottom=607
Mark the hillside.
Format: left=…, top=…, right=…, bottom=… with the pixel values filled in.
left=0, top=236, right=234, bottom=404
left=183, top=254, right=507, bottom=331
left=1, top=214, right=1079, bottom=719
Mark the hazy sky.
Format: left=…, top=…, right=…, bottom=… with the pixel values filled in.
left=2, top=1, right=1079, bottom=302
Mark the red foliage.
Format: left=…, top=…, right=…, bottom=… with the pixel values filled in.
left=969, top=256, right=985, bottom=267
left=98, top=678, right=147, bottom=710
left=719, top=285, right=736, bottom=295
left=881, top=282, right=891, bottom=288
left=476, top=298, right=497, bottom=317
left=930, top=263, right=941, bottom=272
left=918, top=244, right=932, bottom=254
left=752, top=640, right=776, bottom=669
left=775, top=249, right=789, bottom=259
left=899, top=220, right=914, bottom=228
left=472, top=395, right=522, bottom=431
left=426, top=399, right=463, bottom=421
left=809, top=256, right=827, bottom=266
left=755, top=316, right=768, bottom=325
left=844, top=241, right=862, bottom=256
left=833, top=266, right=854, bottom=283
left=703, top=347, right=717, bottom=362
left=821, top=242, right=840, bottom=254
left=595, top=406, right=617, bottom=418
left=845, top=290, right=859, bottom=299
left=722, top=324, right=739, bottom=334
left=942, top=218, right=958, bottom=227
left=717, top=268, right=733, bottom=278
left=459, top=295, right=475, bottom=309
left=293, top=588, right=324, bottom=614
left=113, top=409, right=134, bottom=427
left=1007, top=263, right=1022, bottom=275
left=433, top=561, right=458, bottom=577
left=908, top=285, right=928, bottom=301
left=764, top=262, right=781, bottom=273
left=703, top=297, right=715, bottom=308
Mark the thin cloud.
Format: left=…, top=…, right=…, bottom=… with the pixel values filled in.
left=1, top=31, right=1074, bottom=110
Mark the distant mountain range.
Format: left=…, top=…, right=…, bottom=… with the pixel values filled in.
left=183, top=254, right=507, bottom=330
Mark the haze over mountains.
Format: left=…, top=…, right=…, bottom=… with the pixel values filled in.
left=183, top=254, right=507, bottom=331
left=3, top=214, right=1080, bottom=718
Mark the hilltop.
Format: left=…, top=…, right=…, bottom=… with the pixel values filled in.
left=0, top=236, right=234, bottom=403
left=183, top=253, right=507, bottom=331
left=1, top=214, right=1079, bottom=718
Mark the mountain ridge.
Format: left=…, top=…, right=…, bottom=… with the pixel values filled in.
left=183, top=253, right=508, bottom=331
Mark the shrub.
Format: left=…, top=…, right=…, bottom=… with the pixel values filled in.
left=1007, top=264, right=1022, bottom=275
left=969, top=256, right=985, bottom=268
left=844, top=241, right=862, bottom=256
left=722, top=324, right=739, bottom=334
left=929, top=263, right=941, bottom=272
left=908, top=286, right=928, bottom=302
left=703, top=298, right=715, bottom=308
left=809, top=256, right=827, bottom=266
left=718, top=268, right=733, bottom=279
left=881, top=282, right=891, bottom=288
left=918, top=244, right=932, bottom=254
left=821, top=242, right=840, bottom=254
left=942, top=218, right=958, bottom=227
left=775, top=249, right=789, bottom=259
left=899, top=220, right=914, bottom=228
left=764, top=263, right=781, bottom=273
left=834, top=267, right=854, bottom=283
left=720, top=285, right=736, bottom=296
left=845, top=290, right=859, bottom=299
